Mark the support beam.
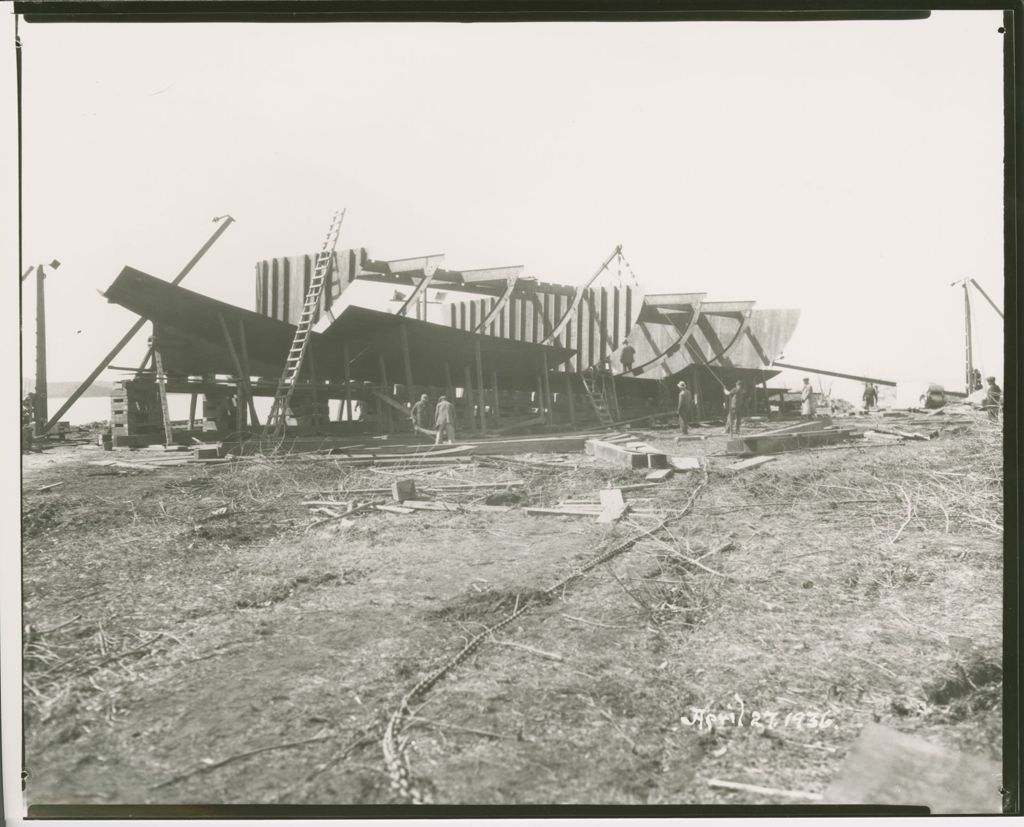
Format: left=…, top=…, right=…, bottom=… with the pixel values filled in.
left=535, top=375, right=544, bottom=423
left=400, top=322, right=415, bottom=406
left=770, top=361, right=896, bottom=387
left=541, top=245, right=620, bottom=346
left=491, top=370, right=501, bottom=425
left=236, top=319, right=260, bottom=427
left=396, top=259, right=441, bottom=317
left=378, top=354, right=389, bottom=435
left=970, top=278, right=1004, bottom=319
left=217, top=313, right=259, bottom=429
left=565, top=371, right=576, bottom=427
left=444, top=362, right=455, bottom=410
left=541, top=351, right=553, bottom=427
left=474, top=340, right=487, bottom=435
left=342, top=342, right=354, bottom=423
left=473, top=273, right=520, bottom=333
left=42, top=215, right=235, bottom=434
left=464, top=365, right=474, bottom=433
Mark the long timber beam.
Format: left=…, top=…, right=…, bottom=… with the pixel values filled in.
left=541, top=245, right=620, bottom=346
left=473, top=272, right=520, bottom=333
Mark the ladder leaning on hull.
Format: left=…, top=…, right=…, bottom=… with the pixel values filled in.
left=263, top=209, right=347, bottom=441
left=580, top=371, right=618, bottom=426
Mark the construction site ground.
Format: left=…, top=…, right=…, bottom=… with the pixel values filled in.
left=20, top=412, right=1003, bottom=807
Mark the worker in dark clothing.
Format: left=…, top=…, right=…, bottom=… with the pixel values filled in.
left=862, top=382, right=878, bottom=411
left=983, top=376, right=1002, bottom=419
left=410, top=393, right=431, bottom=432
left=971, top=368, right=984, bottom=393
left=676, top=380, right=694, bottom=434
left=620, top=340, right=636, bottom=374
left=724, top=381, right=744, bottom=435
left=434, top=395, right=456, bottom=444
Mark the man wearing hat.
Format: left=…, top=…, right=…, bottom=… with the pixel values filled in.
left=434, top=394, right=456, bottom=444
left=676, top=380, right=695, bottom=434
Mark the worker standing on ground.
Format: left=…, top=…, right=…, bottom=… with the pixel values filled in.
left=410, top=393, right=431, bottom=433
left=723, top=381, right=744, bottom=434
left=862, top=382, right=878, bottom=412
left=971, top=368, right=984, bottom=393
left=434, top=394, right=455, bottom=444
left=676, top=380, right=694, bottom=434
left=983, top=376, right=1002, bottom=419
left=620, top=340, right=635, bottom=374
left=800, top=378, right=815, bottom=420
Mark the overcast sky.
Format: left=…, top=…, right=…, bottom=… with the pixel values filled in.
left=11, top=11, right=1006, bottom=402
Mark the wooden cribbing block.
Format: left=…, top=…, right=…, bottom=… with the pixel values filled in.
left=668, top=456, right=701, bottom=471
left=823, top=723, right=1001, bottom=813
left=587, top=439, right=648, bottom=469
left=645, top=468, right=674, bottom=481
left=391, top=479, right=418, bottom=502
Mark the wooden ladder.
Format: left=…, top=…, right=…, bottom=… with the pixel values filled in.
left=263, top=209, right=346, bottom=440
left=581, top=371, right=617, bottom=427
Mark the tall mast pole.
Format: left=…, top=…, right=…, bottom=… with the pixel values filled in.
left=34, top=264, right=47, bottom=435
left=964, top=280, right=974, bottom=394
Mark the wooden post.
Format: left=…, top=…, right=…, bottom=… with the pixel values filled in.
left=464, top=365, right=474, bottom=434
left=378, top=354, right=389, bottom=435
left=474, top=340, right=487, bottom=436
left=218, top=314, right=260, bottom=428
left=565, top=371, right=576, bottom=428
left=308, top=349, right=320, bottom=434
left=342, top=342, right=354, bottom=423
left=235, top=320, right=260, bottom=427
left=445, top=362, right=455, bottom=406
left=541, top=351, right=553, bottom=426
left=188, top=392, right=198, bottom=432
left=535, top=375, right=544, bottom=422
left=762, top=380, right=770, bottom=418
left=400, top=322, right=415, bottom=408
left=491, top=370, right=501, bottom=425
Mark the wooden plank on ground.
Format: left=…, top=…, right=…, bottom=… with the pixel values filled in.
left=597, top=488, right=627, bottom=524
left=645, top=468, right=674, bottom=481
left=376, top=504, right=415, bottom=515
left=728, top=455, right=777, bottom=471
left=726, top=429, right=856, bottom=456
left=668, top=456, right=701, bottom=471
left=822, top=722, right=1001, bottom=813
left=753, top=417, right=834, bottom=437
left=587, top=439, right=648, bottom=469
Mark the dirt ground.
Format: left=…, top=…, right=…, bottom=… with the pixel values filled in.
left=19, top=412, right=1003, bottom=808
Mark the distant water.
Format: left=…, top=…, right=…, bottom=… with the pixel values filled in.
left=44, top=394, right=334, bottom=427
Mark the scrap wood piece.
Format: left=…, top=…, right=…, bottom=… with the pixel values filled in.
left=526, top=506, right=602, bottom=517
left=391, top=479, right=418, bottom=502
left=36, top=482, right=65, bottom=492
left=376, top=504, right=415, bottom=515
left=645, top=468, right=674, bottom=481
left=708, top=778, right=822, bottom=803
left=87, top=460, right=162, bottom=471
left=668, top=456, right=701, bottom=471
left=597, top=488, right=628, bottom=524
left=822, top=722, right=1001, bottom=813
left=402, top=500, right=512, bottom=513
left=728, top=455, right=776, bottom=471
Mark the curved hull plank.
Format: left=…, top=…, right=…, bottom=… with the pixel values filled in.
left=472, top=271, right=521, bottom=333
left=619, top=293, right=705, bottom=378
left=726, top=309, right=802, bottom=367
left=541, top=246, right=621, bottom=347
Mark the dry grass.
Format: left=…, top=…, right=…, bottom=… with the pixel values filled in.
left=20, top=413, right=1003, bottom=806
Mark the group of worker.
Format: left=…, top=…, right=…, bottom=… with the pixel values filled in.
left=675, top=376, right=821, bottom=436
left=410, top=393, right=457, bottom=445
